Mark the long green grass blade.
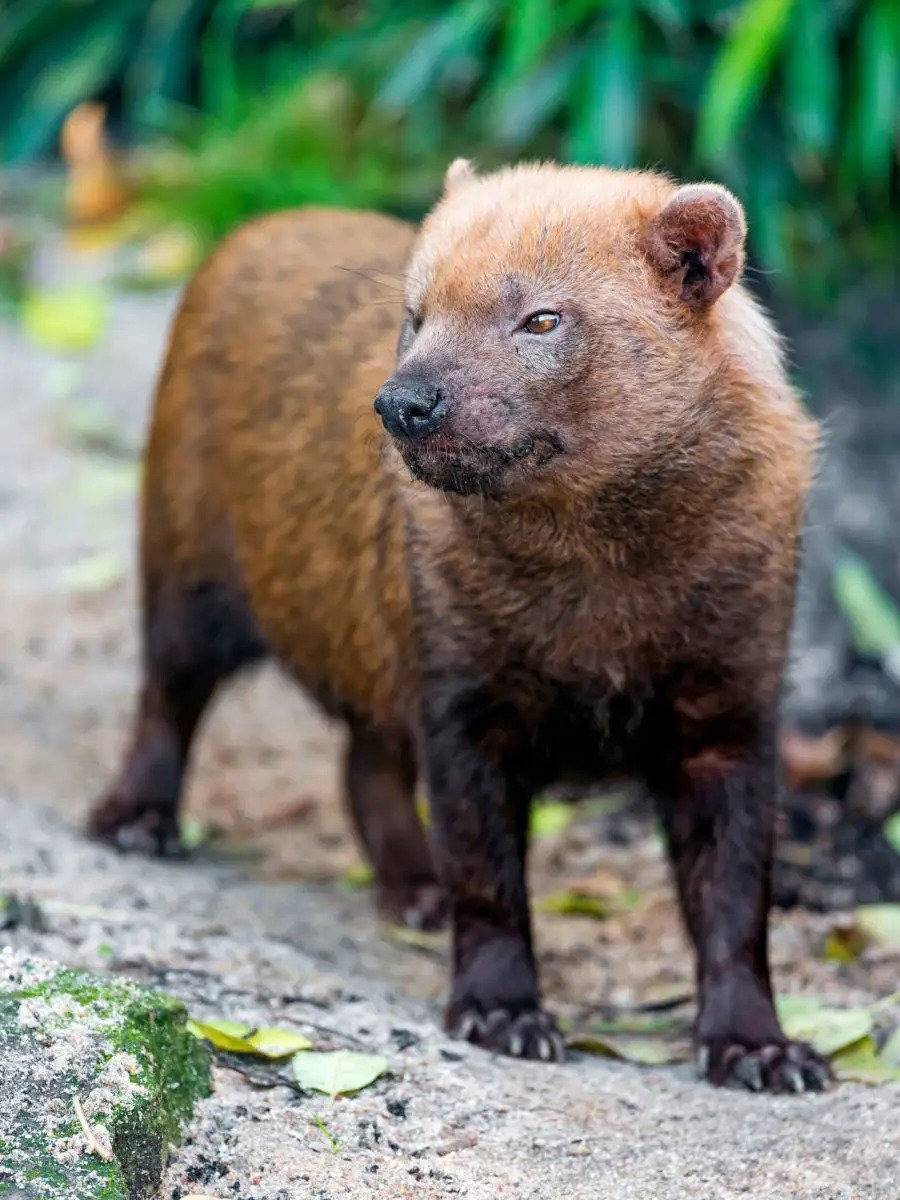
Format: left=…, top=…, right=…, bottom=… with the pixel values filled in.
left=696, top=0, right=795, bottom=163
left=784, top=0, right=837, bottom=158
left=373, top=0, right=497, bottom=114
left=0, top=0, right=142, bottom=161
left=833, top=554, right=900, bottom=660
left=124, top=0, right=210, bottom=131
left=490, top=44, right=585, bottom=148
left=849, top=0, right=899, bottom=200
left=569, top=2, right=640, bottom=167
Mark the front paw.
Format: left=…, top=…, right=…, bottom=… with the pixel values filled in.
left=698, top=1037, right=832, bottom=1093
left=446, top=1002, right=566, bottom=1062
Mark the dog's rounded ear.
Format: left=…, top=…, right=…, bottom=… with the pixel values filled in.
left=443, top=158, right=477, bottom=195
left=644, top=183, right=746, bottom=309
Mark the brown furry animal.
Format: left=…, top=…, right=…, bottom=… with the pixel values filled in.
left=91, top=161, right=828, bottom=1092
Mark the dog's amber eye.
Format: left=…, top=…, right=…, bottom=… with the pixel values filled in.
left=523, top=312, right=560, bottom=334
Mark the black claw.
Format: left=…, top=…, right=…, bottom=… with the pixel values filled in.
left=801, top=1061, right=831, bottom=1092
left=700, top=1039, right=832, bottom=1094
left=731, top=1056, right=764, bottom=1092
left=781, top=1064, right=805, bottom=1094
left=449, top=1005, right=563, bottom=1061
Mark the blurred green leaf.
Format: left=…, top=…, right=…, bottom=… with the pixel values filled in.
left=776, top=995, right=873, bottom=1056
left=569, top=3, right=640, bottom=167
left=341, top=863, right=375, bottom=890
left=292, top=1049, right=388, bottom=1098
left=62, top=552, right=125, bottom=593
left=846, top=0, right=899, bottom=201
left=0, top=0, right=143, bottom=162
left=22, top=285, right=108, bottom=352
left=832, top=1035, right=900, bottom=1084
left=373, top=0, right=496, bottom=114
left=123, top=0, right=209, bottom=131
left=884, top=812, right=900, bottom=854
left=538, top=890, right=611, bottom=919
left=582, top=1012, right=684, bottom=1036
left=188, top=1017, right=313, bottom=1057
left=696, top=0, right=795, bottom=163
left=384, top=924, right=447, bottom=953
left=494, top=0, right=558, bottom=87
left=490, top=44, right=584, bottom=147
left=784, top=0, right=837, bottom=160
left=832, top=554, right=900, bottom=660
left=530, top=800, right=574, bottom=839
left=569, top=1031, right=687, bottom=1065
left=855, top=904, right=900, bottom=951
left=179, top=814, right=209, bottom=851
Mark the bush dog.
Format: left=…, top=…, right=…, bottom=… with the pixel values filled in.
left=91, top=161, right=827, bottom=1092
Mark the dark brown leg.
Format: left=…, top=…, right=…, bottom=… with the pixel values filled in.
left=344, top=722, right=445, bottom=929
left=653, top=714, right=831, bottom=1092
left=421, top=676, right=564, bottom=1062
left=88, top=581, right=264, bottom=854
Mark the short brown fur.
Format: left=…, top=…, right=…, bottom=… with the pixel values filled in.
left=93, top=164, right=827, bottom=1091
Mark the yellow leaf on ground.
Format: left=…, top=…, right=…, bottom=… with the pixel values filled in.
left=22, top=286, right=108, bottom=352
left=568, top=1032, right=687, bottom=1066
left=855, top=904, right=900, bottom=951
left=832, top=1036, right=900, bottom=1084
left=187, top=1018, right=312, bottom=1058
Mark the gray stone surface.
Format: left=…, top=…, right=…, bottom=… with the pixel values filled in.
left=0, top=949, right=208, bottom=1199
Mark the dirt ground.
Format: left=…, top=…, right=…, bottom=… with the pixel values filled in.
left=1, top=231, right=898, bottom=1198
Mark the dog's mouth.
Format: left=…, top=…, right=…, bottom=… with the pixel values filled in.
left=397, top=431, right=564, bottom=496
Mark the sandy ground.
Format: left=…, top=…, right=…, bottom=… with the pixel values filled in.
left=1, top=232, right=898, bottom=1198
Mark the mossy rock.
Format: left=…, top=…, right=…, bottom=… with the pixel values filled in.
left=0, top=948, right=210, bottom=1199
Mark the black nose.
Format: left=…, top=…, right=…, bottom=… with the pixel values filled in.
left=374, top=378, right=447, bottom=440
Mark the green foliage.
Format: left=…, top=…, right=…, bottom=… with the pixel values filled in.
left=833, top=553, right=900, bottom=660
left=1, top=0, right=898, bottom=293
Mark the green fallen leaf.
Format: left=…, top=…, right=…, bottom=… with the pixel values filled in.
left=62, top=551, right=124, bottom=593
left=22, top=285, right=108, bottom=352
left=187, top=1018, right=312, bottom=1058
left=568, top=1031, right=687, bottom=1066
left=831, top=1035, right=900, bottom=1084
left=538, top=890, right=611, bottom=919
left=776, top=996, right=873, bottom=1056
left=884, top=812, right=900, bottom=854
left=530, top=801, right=574, bottom=839
left=292, top=1049, right=388, bottom=1098
left=823, top=924, right=868, bottom=964
left=855, top=904, right=900, bottom=951
left=187, top=1018, right=255, bottom=1053
left=341, top=863, right=375, bottom=889
left=584, top=1013, right=685, bottom=1037
left=248, top=1027, right=314, bottom=1058
left=832, top=554, right=900, bottom=660
left=179, top=814, right=209, bottom=852
left=384, top=924, right=447, bottom=953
